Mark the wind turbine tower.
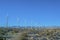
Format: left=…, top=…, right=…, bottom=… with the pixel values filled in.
left=6, top=14, right=8, bottom=28
left=17, top=17, right=20, bottom=28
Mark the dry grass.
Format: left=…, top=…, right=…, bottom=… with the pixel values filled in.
left=9, top=29, right=60, bottom=40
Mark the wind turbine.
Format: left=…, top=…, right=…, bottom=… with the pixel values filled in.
left=17, top=17, right=20, bottom=28
left=5, top=13, right=9, bottom=39
left=30, top=19, right=33, bottom=30
left=6, top=13, right=8, bottom=28
left=0, top=16, right=1, bottom=27
left=24, top=19, right=27, bottom=29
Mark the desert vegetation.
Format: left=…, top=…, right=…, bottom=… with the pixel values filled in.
left=0, top=27, right=60, bottom=40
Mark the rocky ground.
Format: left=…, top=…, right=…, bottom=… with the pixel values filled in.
left=7, top=29, right=60, bottom=40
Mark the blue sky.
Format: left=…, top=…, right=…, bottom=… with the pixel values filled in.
left=0, top=0, right=60, bottom=26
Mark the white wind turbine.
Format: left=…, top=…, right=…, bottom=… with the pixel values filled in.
left=30, top=20, right=33, bottom=29
left=24, top=19, right=27, bottom=29
left=6, top=13, right=8, bottom=28
left=17, top=17, right=20, bottom=28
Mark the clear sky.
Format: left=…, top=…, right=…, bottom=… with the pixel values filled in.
left=0, top=0, right=60, bottom=26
